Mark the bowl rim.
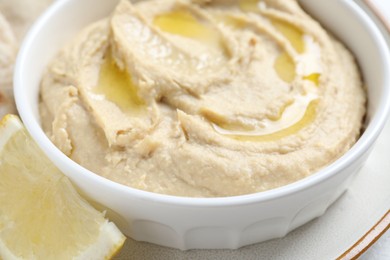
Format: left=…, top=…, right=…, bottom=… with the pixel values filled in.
left=14, top=0, right=390, bottom=207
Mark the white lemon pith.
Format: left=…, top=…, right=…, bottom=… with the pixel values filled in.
left=0, top=115, right=125, bottom=259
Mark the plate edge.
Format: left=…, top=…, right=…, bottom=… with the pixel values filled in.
left=337, top=210, right=390, bottom=260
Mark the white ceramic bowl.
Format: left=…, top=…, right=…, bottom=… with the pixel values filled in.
left=14, top=0, right=390, bottom=250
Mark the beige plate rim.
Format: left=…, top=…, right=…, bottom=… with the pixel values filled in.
left=337, top=210, right=390, bottom=259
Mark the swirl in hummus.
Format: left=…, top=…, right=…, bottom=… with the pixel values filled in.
left=40, top=0, right=366, bottom=197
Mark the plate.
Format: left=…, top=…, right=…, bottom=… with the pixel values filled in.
left=114, top=1, right=390, bottom=257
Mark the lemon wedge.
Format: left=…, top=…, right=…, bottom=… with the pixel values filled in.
left=0, top=115, right=125, bottom=259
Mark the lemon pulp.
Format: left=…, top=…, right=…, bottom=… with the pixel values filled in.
left=0, top=115, right=126, bottom=260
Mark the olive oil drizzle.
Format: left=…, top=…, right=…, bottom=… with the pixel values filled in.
left=153, top=10, right=223, bottom=50
left=211, top=97, right=318, bottom=142
left=239, top=0, right=262, bottom=12
left=218, top=100, right=318, bottom=142
left=94, top=55, right=145, bottom=113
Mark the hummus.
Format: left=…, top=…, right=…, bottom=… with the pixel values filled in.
left=40, top=0, right=366, bottom=197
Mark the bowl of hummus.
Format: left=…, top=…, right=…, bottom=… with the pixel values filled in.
left=14, top=0, right=390, bottom=249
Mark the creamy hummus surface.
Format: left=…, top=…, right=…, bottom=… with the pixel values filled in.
left=40, top=0, right=366, bottom=197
